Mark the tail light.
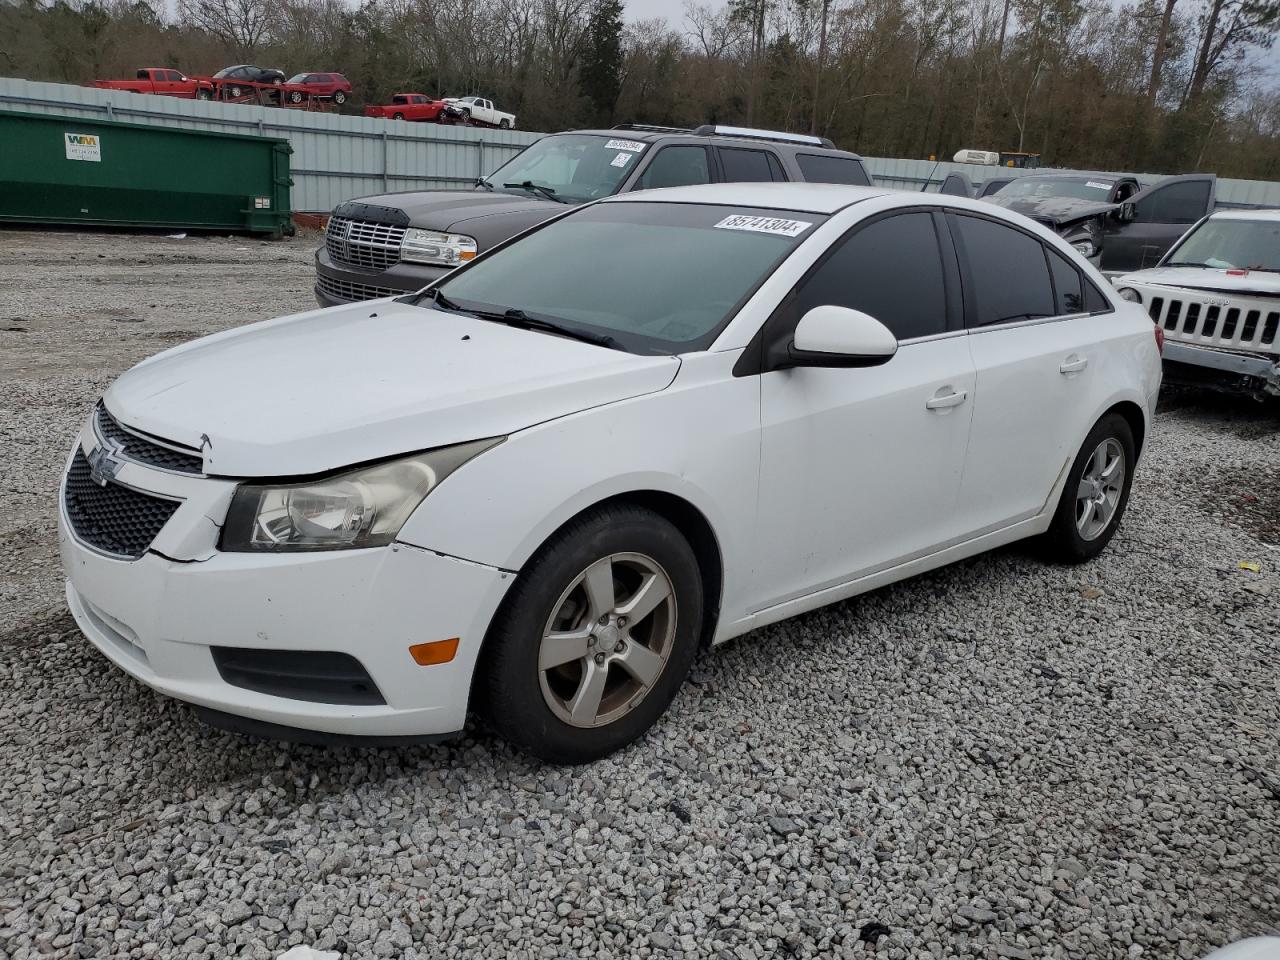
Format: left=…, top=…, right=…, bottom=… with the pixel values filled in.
left=1153, top=323, right=1165, bottom=355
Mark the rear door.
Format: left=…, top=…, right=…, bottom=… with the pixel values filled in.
left=949, top=212, right=1117, bottom=531
left=1101, top=174, right=1215, bottom=274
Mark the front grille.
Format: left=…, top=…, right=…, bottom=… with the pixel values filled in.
left=95, top=404, right=203, bottom=475
left=211, top=647, right=386, bottom=705
left=1146, top=292, right=1279, bottom=352
left=316, top=273, right=402, bottom=303
left=325, top=216, right=406, bottom=270
left=63, top=450, right=181, bottom=559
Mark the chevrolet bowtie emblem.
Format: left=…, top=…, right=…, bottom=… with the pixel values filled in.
left=87, top=441, right=125, bottom=487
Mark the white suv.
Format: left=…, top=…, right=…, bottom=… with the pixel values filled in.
left=59, top=184, right=1163, bottom=763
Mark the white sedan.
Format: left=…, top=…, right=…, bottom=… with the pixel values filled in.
left=59, top=183, right=1162, bottom=763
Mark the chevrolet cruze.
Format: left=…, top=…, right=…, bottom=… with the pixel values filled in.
left=59, top=184, right=1163, bottom=763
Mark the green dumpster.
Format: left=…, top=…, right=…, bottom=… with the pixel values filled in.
left=0, top=109, right=293, bottom=235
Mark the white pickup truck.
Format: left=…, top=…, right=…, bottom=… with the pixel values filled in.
left=444, top=96, right=516, bottom=129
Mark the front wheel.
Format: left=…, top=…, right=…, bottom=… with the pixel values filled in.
left=229, top=85, right=243, bottom=98
left=1038, top=413, right=1136, bottom=563
left=195, top=88, right=212, bottom=101
left=478, top=504, right=703, bottom=764
left=459, top=108, right=471, bottom=122
left=289, top=90, right=303, bottom=104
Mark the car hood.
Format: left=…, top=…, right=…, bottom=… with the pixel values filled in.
left=103, top=300, right=679, bottom=478
left=1115, top=266, right=1280, bottom=296
left=336, top=190, right=558, bottom=232
left=986, top=194, right=1117, bottom=227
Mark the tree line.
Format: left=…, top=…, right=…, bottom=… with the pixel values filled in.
left=2, top=0, right=1278, bottom=179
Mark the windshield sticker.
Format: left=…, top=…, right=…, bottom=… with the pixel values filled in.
left=611, top=152, right=633, bottom=168
left=714, top=215, right=813, bottom=238
left=605, top=139, right=646, bottom=152
left=1086, top=180, right=1113, bottom=189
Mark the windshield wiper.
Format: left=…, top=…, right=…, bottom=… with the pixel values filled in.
left=503, top=180, right=567, bottom=203
left=422, top=286, right=464, bottom=311
left=475, top=178, right=494, bottom=191
left=475, top=307, right=618, bottom=348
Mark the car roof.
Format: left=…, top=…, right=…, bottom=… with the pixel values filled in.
left=561, top=128, right=864, bottom=160
left=1013, top=174, right=1123, bottom=182
left=600, top=182, right=888, bottom=214
left=1209, top=208, right=1280, bottom=222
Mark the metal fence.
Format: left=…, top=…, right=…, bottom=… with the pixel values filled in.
left=861, top=156, right=1280, bottom=208
left=3, top=77, right=1279, bottom=212
left=0, top=77, right=540, bottom=212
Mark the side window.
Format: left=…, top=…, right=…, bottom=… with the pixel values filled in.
left=952, top=215, right=1055, bottom=327
left=766, top=152, right=788, bottom=182
left=1133, top=180, right=1211, bottom=224
left=792, top=212, right=948, bottom=341
left=165, top=70, right=183, bottom=82
left=718, top=148, right=777, bottom=183
left=796, top=153, right=871, bottom=186
left=636, top=147, right=711, bottom=190
left=1046, top=248, right=1083, bottom=315
left=1083, top=278, right=1112, bottom=313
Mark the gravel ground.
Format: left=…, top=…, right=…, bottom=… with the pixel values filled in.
left=1, top=228, right=1277, bottom=960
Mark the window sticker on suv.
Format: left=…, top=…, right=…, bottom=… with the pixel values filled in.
left=714, top=215, right=812, bottom=237
left=611, top=153, right=633, bottom=168
left=605, top=139, right=646, bottom=152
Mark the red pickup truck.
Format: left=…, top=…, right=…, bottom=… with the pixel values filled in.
left=91, top=68, right=213, bottom=99
left=364, top=94, right=459, bottom=122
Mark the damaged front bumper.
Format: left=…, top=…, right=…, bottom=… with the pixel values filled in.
left=1162, top=340, right=1280, bottom=400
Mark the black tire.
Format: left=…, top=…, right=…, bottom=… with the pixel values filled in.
left=333, top=91, right=347, bottom=105
left=195, top=88, right=212, bottom=101
left=499, top=118, right=511, bottom=129
left=460, top=108, right=471, bottom=122
left=392, top=112, right=404, bottom=121
left=289, top=90, right=303, bottom=104
left=229, top=85, right=242, bottom=98
left=478, top=504, right=703, bottom=764
left=1038, top=413, right=1136, bottom=564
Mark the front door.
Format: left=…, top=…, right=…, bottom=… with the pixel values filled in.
left=754, top=209, right=976, bottom=610
left=1101, top=174, right=1216, bottom=274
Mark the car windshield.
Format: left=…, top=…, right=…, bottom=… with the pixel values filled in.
left=997, top=178, right=1113, bottom=201
left=286, top=74, right=308, bottom=84
left=483, top=135, right=649, bottom=204
left=1165, top=218, right=1280, bottom=272
left=421, top=202, right=821, bottom=354
left=213, top=67, right=241, bottom=78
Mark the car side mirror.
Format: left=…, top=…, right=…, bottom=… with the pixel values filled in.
left=785, top=305, right=898, bottom=368
left=1115, top=202, right=1136, bottom=223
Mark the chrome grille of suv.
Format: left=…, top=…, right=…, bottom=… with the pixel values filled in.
left=316, top=274, right=402, bottom=303
left=95, top=404, right=203, bottom=475
left=63, top=450, right=181, bottom=559
left=325, top=216, right=406, bottom=270
left=1145, top=293, right=1280, bottom=352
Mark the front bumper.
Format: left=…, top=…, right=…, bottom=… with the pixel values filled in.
left=58, top=439, right=514, bottom=739
left=1162, top=340, right=1280, bottom=398
left=314, top=247, right=450, bottom=307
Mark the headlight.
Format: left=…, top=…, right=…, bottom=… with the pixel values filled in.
left=1115, top=287, right=1142, bottom=303
left=1070, top=238, right=1097, bottom=258
left=400, top=228, right=477, bottom=267
left=221, top=438, right=502, bottom=552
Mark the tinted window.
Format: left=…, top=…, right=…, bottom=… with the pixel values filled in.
left=766, top=153, right=788, bottom=182
left=796, top=153, right=871, bottom=186
left=637, top=147, right=711, bottom=190
left=1047, top=248, right=1083, bottom=314
left=953, top=215, right=1054, bottom=327
left=1134, top=180, right=1212, bottom=224
left=165, top=71, right=183, bottom=82
left=793, top=212, right=947, bottom=340
left=719, top=148, right=778, bottom=183
left=1084, top=278, right=1111, bottom=313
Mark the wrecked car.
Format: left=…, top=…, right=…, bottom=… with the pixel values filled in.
left=1113, top=209, right=1280, bottom=400
left=985, top=174, right=1142, bottom=265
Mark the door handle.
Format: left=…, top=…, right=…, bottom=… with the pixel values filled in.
left=925, top=388, right=968, bottom=411
left=1060, top=355, right=1089, bottom=375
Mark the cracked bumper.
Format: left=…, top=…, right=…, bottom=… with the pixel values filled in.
left=1162, top=340, right=1280, bottom=398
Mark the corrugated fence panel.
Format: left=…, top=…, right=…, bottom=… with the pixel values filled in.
left=3, top=78, right=1276, bottom=212
left=0, top=77, right=539, bottom=211
left=861, top=156, right=1280, bottom=208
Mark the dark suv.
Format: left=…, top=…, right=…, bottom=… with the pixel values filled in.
left=314, top=124, right=873, bottom=306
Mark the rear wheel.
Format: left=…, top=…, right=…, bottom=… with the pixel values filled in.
left=1039, top=413, right=1136, bottom=563
left=333, top=90, right=347, bottom=105
left=479, top=504, right=703, bottom=764
left=392, top=112, right=404, bottom=121
left=499, top=118, right=511, bottom=129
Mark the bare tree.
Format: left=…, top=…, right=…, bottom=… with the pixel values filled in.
left=179, top=0, right=275, bottom=58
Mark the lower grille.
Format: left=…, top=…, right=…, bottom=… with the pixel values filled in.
left=211, top=647, right=386, bottom=705
left=63, top=450, right=181, bottom=559
left=317, top=273, right=402, bottom=303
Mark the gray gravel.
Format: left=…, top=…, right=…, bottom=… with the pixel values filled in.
left=1, top=228, right=1278, bottom=960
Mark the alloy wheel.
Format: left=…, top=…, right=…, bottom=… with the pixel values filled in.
left=1076, top=437, right=1125, bottom=541
left=538, top=552, right=677, bottom=728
